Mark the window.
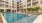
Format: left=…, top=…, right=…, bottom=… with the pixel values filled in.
left=24, top=5, right=26, bottom=7
left=12, top=6, right=14, bottom=8
left=32, top=0, right=36, bottom=2
left=17, top=4, right=19, bottom=6
left=5, top=5, right=8, bottom=8
left=5, top=2, right=8, bottom=4
left=15, top=10, right=16, bottom=12
left=40, top=0, right=42, bottom=4
left=33, top=3, right=36, bottom=6
left=27, top=4, right=31, bottom=7
left=12, top=10, right=14, bottom=12
left=0, top=0, right=1, bottom=1
left=0, top=4, right=3, bottom=7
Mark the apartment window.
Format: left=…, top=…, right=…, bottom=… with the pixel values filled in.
left=17, top=7, right=19, bottom=8
left=17, top=5, right=19, bottom=6
left=13, top=1, right=14, bottom=2
left=24, top=5, right=26, bottom=7
left=0, top=0, right=1, bottom=1
left=32, top=0, right=36, bottom=2
left=12, top=10, right=14, bottom=12
left=17, top=10, right=19, bottom=12
left=15, top=10, right=16, bottom=12
left=27, top=4, right=31, bottom=7
left=20, top=6, right=22, bottom=8
left=5, top=2, right=8, bottom=4
left=40, top=0, right=42, bottom=4
left=5, top=5, right=8, bottom=8
left=32, top=3, right=36, bottom=6
left=20, top=4, right=21, bottom=5
left=27, top=0, right=31, bottom=2
left=12, top=3, right=14, bottom=5
left=0, top=4, right=3, bottom=7
left=17, top=2, right=19, bottom=4
left=9, top=6, right=11, bottom=8
left=12, top=6, right=14, bottom=8
left=6, top=9, right=11, bottom=12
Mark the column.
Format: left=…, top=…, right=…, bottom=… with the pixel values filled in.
left=31, top=0, right=32, bottom=7
left=4, top=9, right=6, bottom=12
left=26, top=9, right=28, bottom=14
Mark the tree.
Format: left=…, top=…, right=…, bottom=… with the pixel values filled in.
left=27, top=6, right=40, bottom=11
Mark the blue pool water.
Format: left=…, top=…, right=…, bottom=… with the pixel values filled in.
left=2, top=12, right=37, bottom=23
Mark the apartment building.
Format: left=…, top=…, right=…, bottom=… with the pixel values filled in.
left=0, top=0, right=17, bottom=13
left=17, top=0, right=24, bottom=13
left=20, top=0, right=42, bottom=14
left=0, top=0, right=42, bottom=13
left=24, top=0, right=39, bottom=8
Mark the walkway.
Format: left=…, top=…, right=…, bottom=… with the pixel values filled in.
left=0, top=14, right=3, bottom=23
left=33, top=14, right=42, bottom=23
left=0, top=14, right=7, bottom=23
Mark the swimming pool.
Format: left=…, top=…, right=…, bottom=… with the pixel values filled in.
left=2, top=12, right=37, bottom=23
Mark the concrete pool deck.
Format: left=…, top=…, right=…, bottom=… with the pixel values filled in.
left=33, top=14, right=42, bottom=23
left=1, top=14, right=7, bottom=23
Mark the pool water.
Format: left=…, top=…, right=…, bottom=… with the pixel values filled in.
left=2, top=12, right=37, bottom=23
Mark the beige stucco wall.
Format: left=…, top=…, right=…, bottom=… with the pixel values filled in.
left=38, top=0, right=42, bottom=8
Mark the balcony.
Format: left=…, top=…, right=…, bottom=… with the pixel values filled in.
left=5, top=1, right=9, bottom=4
left=12, top=6, right=14, bottom=8
left=0, top=2, right=4, bottom=4
left=0, top=4, right=4, bottom=7
left=12, top=1, right=14, bottom=3
left=32, top=0, right=38, bottom=3
left=5, top=3, right=8, bottom=5
left=27, top=4, right=31, bottom=7
left=5, top=5, right=9, bottom=8
left=27, top=1, right=31, bottom=4
left=27, top=0, right=31, bottom=2
left=18, top=8, right=23, bottom=10
left=12, top=3, right=14, bottom=5
left=32, top=2, right=39, bottom=6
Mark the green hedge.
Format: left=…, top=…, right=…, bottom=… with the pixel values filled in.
left=27, top=6, right=40, bottom=11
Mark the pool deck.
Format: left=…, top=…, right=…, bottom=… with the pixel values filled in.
left=33, top=14, right=42, bottom=23
left=0, top=15, right=3, bottom=23
left=0, top=14, right=7, bottom=23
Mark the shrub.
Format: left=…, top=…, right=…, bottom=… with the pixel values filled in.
left=27, top=6, right=40, bottom=11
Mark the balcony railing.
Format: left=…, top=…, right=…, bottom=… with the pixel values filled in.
left=27, top=1, right=31, bottom=4
left=32, top=0, right=36, bottom=1
left=5, top=5, right=9, bottom=8
left=0, top=4, right=4, bottom=7
left=27, top=0, right=31, bottom=2
left=0, top=2, right=4, bottom=4
left=32, top=0, right=38, bottom=3
left=32, top=2, right=38, bottom=6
